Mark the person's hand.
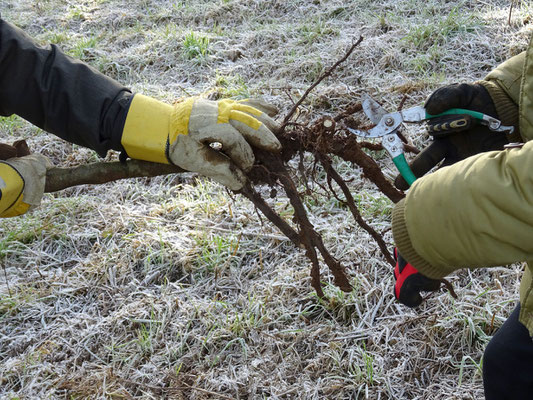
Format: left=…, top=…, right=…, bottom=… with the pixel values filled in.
left=395, top=83, right=511, bottom=190
left=393, top=248, right=441, bottom=307
left=0, top=154, right=51, bottom=217
left=121, top=95, right=281, bottom=191
left=169, top=98, right=281, bottom=190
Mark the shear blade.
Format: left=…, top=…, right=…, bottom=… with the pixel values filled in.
left=399, top=106, right=426, bottom=123
left=346, top=126, right=388, bottom=139
left=362, top=94, right=389, bottom=124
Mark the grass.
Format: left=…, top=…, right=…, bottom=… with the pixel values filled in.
left=401, top=8, right=482, bottom=51
left=362, top=342, right=375, bottom=385
left=0, top=116, right=31, bottom=137
left=67, top=37, right=100, bottom=60
left=0, top=0, right=529, bottom=399
left=182, top=31, right=210, bottom=61
left=213, top=72, right=251, bottom=99
left=297, top=18, right=339, bottom=45
left=353, top=192, right=393, bottom=219
left=44, top=30, right=69, bottom=45
left=193, top=233, right=239, bottom=275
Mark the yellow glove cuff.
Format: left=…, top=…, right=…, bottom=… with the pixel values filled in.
left=121, top=94, right=175, bottom=164
left=0, top=163, right=30, bottom=218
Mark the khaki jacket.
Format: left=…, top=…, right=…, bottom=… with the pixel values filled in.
left=392, top=34, right=533, bottom=335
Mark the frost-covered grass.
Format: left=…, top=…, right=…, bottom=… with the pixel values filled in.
left=0, top=0, right=531, bottom=398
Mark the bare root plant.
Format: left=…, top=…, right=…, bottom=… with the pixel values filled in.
left=44, top=38, right=422, bottom=297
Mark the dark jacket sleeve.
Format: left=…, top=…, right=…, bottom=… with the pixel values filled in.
left=0, top=19, right=132, bottom=156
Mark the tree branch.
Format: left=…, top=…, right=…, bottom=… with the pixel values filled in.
left=45, top=160, right=185, bottom=193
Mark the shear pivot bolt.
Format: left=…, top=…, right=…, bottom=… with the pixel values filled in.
left=385, top=117, right=394, bottom=126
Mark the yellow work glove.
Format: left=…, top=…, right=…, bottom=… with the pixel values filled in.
left=0, top=154, right=50, bottom=217
left=120, top=95, right=281, bottom=190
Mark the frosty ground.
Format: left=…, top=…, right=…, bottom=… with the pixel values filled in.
left=0, top=1, right=531, bottom=399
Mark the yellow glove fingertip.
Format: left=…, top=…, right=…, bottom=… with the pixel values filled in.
left=227, top=110, right=262, bottom=130
left=233, top=103, right=263, bottom=117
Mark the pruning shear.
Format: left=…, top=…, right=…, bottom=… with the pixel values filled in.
left=346, top=95, right=515, bottom=187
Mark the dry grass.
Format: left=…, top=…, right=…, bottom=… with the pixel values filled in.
left=0, top=0, right=531, bottom=399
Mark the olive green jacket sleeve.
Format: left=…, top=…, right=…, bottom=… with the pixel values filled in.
left=392, top=38, right=533, bottom=279
left=485, top=52, right=525, bottom=105
left=393, top=141, right=533, bottom=279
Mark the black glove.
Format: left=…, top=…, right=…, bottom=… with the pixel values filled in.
left=393, top=248, right=441, bottom=307
left=395, top=83, right=509, bottom=190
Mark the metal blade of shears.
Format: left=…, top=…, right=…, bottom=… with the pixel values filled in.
left=350, top=104, right=428, bottom=138
left=399, top=105, right=426, bottom=123
left=360, top=95, right=417, bottom=186
left=346, top=94, right=400, bottom=138
left=362, top=94, right=389, bottom=124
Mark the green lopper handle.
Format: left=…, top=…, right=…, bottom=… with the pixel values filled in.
left=392, top=153, right=417, bottom=187
left=424, top=107, right=514, bottom=135
left=392, top=109, right=491, bottom=188
left=424, top=108, right=488, bottom=136
left=425, top=108, right=485, bottom=120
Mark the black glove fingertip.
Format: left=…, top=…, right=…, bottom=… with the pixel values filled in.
left=399, top=287, right=424, bottom=308
left=424, top=83, right=462, bottom=115
left=394, top=174, right=409, bottom=191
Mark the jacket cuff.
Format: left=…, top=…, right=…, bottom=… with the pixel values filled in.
left=477, top=80, right=521, bottom=142
left=392, top=199, right=447, bottom=279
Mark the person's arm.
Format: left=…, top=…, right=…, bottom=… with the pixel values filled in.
left=485, top=51, right=526, bottom=106
left=392, top=48, right=530, bottom=303
left=393, top=140, right=533, bottom=278
left=0, top=19, right=132, bottom=156
left=0, top=19, right=281, bottom=193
